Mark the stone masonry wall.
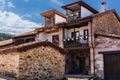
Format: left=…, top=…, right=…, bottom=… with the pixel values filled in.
left=95, top=36, right=120, bottom=79
left=0, top=52, right=19, bottom=78
left=19, top=46, right=65, bottom=80
left=93, top=11, right=120, bottom=35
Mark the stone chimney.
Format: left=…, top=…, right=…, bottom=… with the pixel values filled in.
left=101, top=2, right=106, bottom=12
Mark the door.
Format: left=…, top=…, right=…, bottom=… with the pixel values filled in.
left=104, top=52, right=120, bottom=80
left=79, top=57, right=85, bottom=74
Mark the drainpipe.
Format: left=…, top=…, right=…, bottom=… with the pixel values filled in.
left=90, top=18, right=96, bottom=76
left=63, top=28, right=65, bottom=48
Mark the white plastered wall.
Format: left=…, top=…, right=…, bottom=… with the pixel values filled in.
left=55, top=14, right=66, bottom=24
left=38, top=32, right=47, bottom=41
left=38, top=29, right=63, bottom=48
left=81, top=6, right=94, bottom=18
left=64, top=26, right=89, bottom=38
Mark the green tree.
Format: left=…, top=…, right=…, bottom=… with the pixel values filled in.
left=0, top=33, right=13, bottom=41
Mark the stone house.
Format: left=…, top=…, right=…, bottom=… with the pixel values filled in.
left=0, top=41, right=66, bottom=80
left=0, top=0, right=120, bottom=80
left=35, top=0, right=120, bottom=80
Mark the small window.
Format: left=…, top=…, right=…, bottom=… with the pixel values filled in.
left=83, top=29, right=89, bottom=40
left=52, top=35, right=59, bottom=46
left=45, top=17, right=54, bottom=28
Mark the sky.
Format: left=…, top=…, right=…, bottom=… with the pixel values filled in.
left=0, top=0, right=120, bottom=35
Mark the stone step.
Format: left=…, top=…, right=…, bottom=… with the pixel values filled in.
left=65, top=75, right=95, bottom=80
left=0, top=76, right=15, bottom=80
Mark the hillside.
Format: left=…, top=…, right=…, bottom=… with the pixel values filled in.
left=0, top=33, right=13, bottom=41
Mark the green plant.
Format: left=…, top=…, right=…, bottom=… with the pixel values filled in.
left=93, top=76, right=102, bottom=80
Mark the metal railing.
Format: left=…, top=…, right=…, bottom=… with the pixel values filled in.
left=64, top=37, right=89, bottom=48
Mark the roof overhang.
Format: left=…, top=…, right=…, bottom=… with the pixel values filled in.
left=62, top=1, right=99, bottom=13
left=0, top=41, right=68, bottom=54
left=12, top=31, right=37, bottom=39
left=41, top=10, right=66, bottom=18
left=95, top=32, right=120, bottom=39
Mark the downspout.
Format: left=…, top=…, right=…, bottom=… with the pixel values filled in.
left=90, top=17, right=96, bottom=75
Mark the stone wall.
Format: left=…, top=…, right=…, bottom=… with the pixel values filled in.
left=93, top=11, right=120, bottom=35
left=0, top=52, right=19, bottom=78
left=0, top=44, right=65, bottom=80
left=18, top=45, right=65, bottom=80
left=94, top=36, right=120, bottom=79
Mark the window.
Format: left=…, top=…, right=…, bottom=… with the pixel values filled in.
left=52, top=35, right=59, bottom=46
left=45, top=17, right=54, bottom=28
left=83, top=29, right=88, bottom=40
left=71, top=31, right=79, bottom=38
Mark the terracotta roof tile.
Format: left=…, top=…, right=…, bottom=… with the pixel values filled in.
left=0, top=39, right=13, bottom=47
left=95, top=32, right=120, bottom=39
left=12, top=30, right=37, bottom=39
left=41, top=9, right=66, bottom=18
left=0, top=41, right=67, bottom=54
left=92, top=9, right=120, bottom=21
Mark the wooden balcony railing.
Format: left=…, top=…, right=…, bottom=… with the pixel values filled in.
left=67, top=15, right=79, bottom=24
left=64, top=38, right=89, bottom=48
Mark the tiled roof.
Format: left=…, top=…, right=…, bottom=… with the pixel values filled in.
left=0, top=39, right=13, bottom=47
left=92, top=9, right=120, bottom=21
left=36, top=26, right=60, bottom=33
left=95, top=32, right=120, bottom=39
left=12, top=30, right=37, bottom=39
left=62, top=0, right=99, bottom=13
left=41, top=9, right=66, bottom=18
left=0, top=41, right=67, bottom=54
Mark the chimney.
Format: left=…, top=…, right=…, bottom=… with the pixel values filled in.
left=101, top=2, right=106, bottom=12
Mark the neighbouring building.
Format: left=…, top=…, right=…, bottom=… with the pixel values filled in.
left=36, top=0, right=120, bottom=80
left=12, top=30, right=38, bottom=45
left=0, top=31, right=37, bottom=49
left=0, top=41, right=66, bottom=80
left=0, top=39, right=14, bottom=50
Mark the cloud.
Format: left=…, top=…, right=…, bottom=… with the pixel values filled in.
left=0, top=11, right=41, bottom=35
left=22, top=14, right=32, bottom=18
left=7, top=2, right=15, bottom=8
left=51, top=0, right=63, bottom=5
left=0, top=0, right=5, bottom=11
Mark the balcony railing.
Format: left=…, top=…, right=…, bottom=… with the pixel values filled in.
left=64, top=37, right=89, bottom=48
left=67, top=14, right=79, bottom=24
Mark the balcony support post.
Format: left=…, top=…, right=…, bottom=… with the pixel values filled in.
left=73, top=27, right=76, bottom=47
left=63, top=28, right=65, bottom=48
left=78, top=1, right=81, bottom=19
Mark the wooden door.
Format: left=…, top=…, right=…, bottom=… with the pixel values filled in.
left=104, top=53, right=120, bottom=80
left=79, top=57, right=85, bottom=74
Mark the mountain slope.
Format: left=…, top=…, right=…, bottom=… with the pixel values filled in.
left=0, top=33, right=13, bottom=41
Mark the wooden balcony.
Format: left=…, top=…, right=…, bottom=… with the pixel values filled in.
left=67, top=15, right=78, bottom=24
left=64, top=37, right=89, bottom=48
